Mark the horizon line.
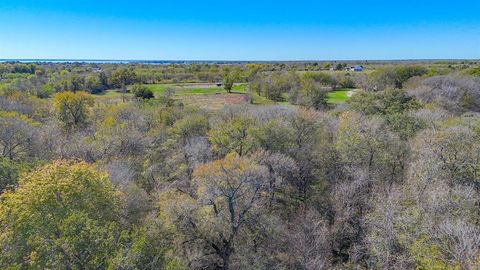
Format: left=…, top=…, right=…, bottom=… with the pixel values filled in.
left=1, top=58, right=479, bottom=63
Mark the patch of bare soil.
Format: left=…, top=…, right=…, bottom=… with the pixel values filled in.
left=224, top=93, right=248, bottom=105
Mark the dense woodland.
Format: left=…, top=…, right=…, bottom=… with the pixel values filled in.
left=1, top=60, right=480, bottom=269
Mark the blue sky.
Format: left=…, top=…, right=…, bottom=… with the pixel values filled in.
left=1, top=0, right=479, bottom=60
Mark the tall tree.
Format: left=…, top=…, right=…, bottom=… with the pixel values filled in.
left=53, top=91, right=94, bottom=129
left=0, top=161, right=122, bottom=269
left=160, top=154, right=270, bottom=270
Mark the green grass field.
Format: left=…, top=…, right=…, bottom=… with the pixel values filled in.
left=326, top=89, right=357, bottom=104
left=96, top=83, right=356, bottom=108
left=100, top=83, right=248, bottom=98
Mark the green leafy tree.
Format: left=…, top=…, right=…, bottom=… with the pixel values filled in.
left=366, top=65, right=427, bottom=91
left=209, top=117, right=257, bottom=156
left=132, top=84, right=155, bottom=99
left=348, top=89, right=421, bottom=115
left=393, top=65, right=428, bottom=88
left=252, top=119, right=294, bottom=152
left=299, top=74, right=330, bottom=109
left=347, top=89, right=423, bottom=137
left=223, top=72, right=234, bottom=92
left=171, top=114, right=209, bottom=140
left=0, top=161, right=122, bottom=269
left=110, top=68, right=138, bottom=90
left=84, top=74, right=104, bottom=94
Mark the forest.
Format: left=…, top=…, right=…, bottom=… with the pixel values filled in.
left=1, top=60, right=480, bottom=269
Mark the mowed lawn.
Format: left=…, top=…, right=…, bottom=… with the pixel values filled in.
left=326, top=89, right=358, bottom=104
left=100, top=83, right=247, bottom=98
left=96, top=83, right=254, bottom=109
left=97, top=83, right=281, bottom=106
left=97, top=83, right=357, bottom=107
left=145, top=83, right=226, bottom=96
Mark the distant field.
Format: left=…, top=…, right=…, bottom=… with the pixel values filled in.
left=95, top=83, right=251, bottom=109
left=96, top=83, right=356, bottom=108
left=100, top=83, right=247, bottom=98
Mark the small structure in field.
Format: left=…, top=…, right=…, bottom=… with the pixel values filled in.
left=349, top=65, right=364, bottom=72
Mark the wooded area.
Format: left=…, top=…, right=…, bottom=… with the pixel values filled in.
left=1, top=60, right=480, bottom=269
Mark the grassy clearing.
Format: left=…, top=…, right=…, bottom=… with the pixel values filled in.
left=326, top=89, right=358, bottom=104
left=100, top=83, right=248, bottom=98
left=97, top=83, right=356, bottom=108
left=147, top=83, right=248, bottom=97
left=95, top=83, right=252, bottom=110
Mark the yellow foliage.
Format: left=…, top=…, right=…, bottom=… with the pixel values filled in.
left=193, top=153, right=252, bottom=189
left=410, top=236, right=460, bottom=270
left=0, top=160, right=119, bottom=223
left=0, top=160, right=121, bottom=267
left=53, top=91, right=94, bottom=127
left=0, top=110, right=41, bottom=126
left=53, top=91, right=94, bottom=112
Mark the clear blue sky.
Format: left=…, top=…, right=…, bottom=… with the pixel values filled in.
left=1, top=0, right=479, bottom=60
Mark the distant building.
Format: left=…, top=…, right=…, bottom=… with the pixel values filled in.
left=349, top=65, right=364, bottom=72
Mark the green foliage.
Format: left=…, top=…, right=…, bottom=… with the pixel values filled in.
left=299, top=73, right=330, bottom=109
left=348, top=89, right=421, bottom=115
left=2, top=61, right=480, bottom=269
left=326, top=89, right=352, bottom=104
left=0, top=158, right=21, bottom=193
left=222, top=67, right=242, bottom=93
left=110, top=68, right=138, bottom=89
left=348, top=89, right=423, bottom=137
left=209, top=117, right=257, bottom=156
left=0, top=161, right=122, bottom=269
left=467, top=66, right=480, bottom=76
left=110, top=217, right=175, bottom=270
left=84, top=74, right=104, bottom=94
left=385, top=112, right=425, bottom=139
left=409, top=237, right=456, bottom=270
left=335, top=63, right=347, bottom=71
left=338, top=73, right=356, bottom=88
left=367, top=65, right=428, bottom=90
left=132, top=84, right=155, bottom=99
left=10, top=63, right=36, bottom=74
left=223, top=72, right=235, bottom=92
left=302, top=72, right=337, bottom=88
left=393, top=65, right=428, bottom=88
left=335, top=111, right=406, bottom=179
left=163, top=258, right=188, bottom=270
left=39, top=83, right=55, bottom=98
left=250, top=72, right=297, bottom=102
left=0, top=110, right=40, bottom=126
left=251, top=120, right=294, bottom=152
left=171, top=114, right=209, bottom=139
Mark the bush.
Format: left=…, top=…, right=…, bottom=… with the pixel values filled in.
left=132, top=84, right=154, bottom=99
left=0, top=158, right=20, bottom=192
